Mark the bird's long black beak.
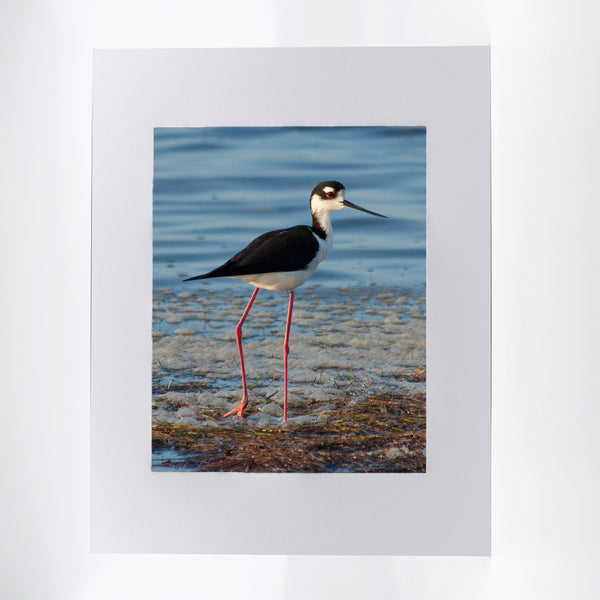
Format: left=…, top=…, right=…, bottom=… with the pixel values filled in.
left=342, top=199, right=388, bottom=218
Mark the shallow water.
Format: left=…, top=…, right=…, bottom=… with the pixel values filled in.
left=153, top=126, right=426, bottom=292
left=152, top=285, right=426, bottom=398
left=151, top=447, right=195, bottom=472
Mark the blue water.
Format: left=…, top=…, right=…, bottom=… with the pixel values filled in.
left=153, top=127, right=425, bottom=292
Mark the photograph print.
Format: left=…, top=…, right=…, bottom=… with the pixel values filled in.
left=152, top=126, right=426, bottom=473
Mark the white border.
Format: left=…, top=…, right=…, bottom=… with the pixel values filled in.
left=91, top=47, right=490, bottom=555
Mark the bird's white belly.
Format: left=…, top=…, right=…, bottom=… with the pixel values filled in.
left=234, top=267, right=316, bottom=291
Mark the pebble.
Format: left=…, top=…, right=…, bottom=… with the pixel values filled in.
left=375, top=293, right=395, bottom=302
left=174, top=328, right=197, bottom=336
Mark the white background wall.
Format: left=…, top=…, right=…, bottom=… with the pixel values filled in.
left=1, top=1, right=599, bottom=598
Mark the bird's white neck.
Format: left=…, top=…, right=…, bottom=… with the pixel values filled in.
left=311, top=202, right=333, bottom=239
left=310, top=193, right=344, bottom=239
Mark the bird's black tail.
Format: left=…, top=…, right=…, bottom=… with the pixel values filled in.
left=183, top=265, right=231, bottom=282
left=182, top=273, right=209, bottom=282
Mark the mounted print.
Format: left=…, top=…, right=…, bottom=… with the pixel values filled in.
left=91, top=47, right=490, bottom=555
left=151, top=126, right=426, bottom=473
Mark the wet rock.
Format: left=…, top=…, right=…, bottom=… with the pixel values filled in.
left=385, top=445, right=410, bottom=459
left=246, top=413, right=280, bottom=425
left=197, top=391, right=231, bottom=409
left=177, top=406, right=199, bottom=418
left=178, top=416, right=201, bottom=427
left=288, top=415, right=318, bottom=425
left=259, top=402, right=283, bottom=416
left=286, top=393, right=304, bottom=407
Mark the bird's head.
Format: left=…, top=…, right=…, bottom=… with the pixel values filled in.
left=310, top=181, right=388, bottom=218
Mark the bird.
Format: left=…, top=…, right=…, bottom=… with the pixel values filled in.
left=183, top=181, right=387, bottom=422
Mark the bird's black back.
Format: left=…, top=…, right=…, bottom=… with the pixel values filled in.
left=183, top=225, right=321, bottom=281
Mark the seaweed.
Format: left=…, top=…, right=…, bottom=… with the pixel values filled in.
left=152, top=388, right=425, bottom=473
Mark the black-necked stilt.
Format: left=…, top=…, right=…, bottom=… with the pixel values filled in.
left=184, top=181, right=387, bottom=422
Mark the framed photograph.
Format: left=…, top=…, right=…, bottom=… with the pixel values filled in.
left=91, top=47, right=490, bottom=554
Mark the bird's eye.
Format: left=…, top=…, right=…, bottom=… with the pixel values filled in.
left=326, top=191, right=335, bottom=198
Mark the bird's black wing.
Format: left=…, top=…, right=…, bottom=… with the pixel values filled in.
left=184, top=225, right=320, bottom=281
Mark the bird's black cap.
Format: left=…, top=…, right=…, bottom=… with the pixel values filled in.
left=311, top=181, right=345, bottom=196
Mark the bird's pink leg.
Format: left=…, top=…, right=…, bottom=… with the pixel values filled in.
left=282, top=290, right=294, bottom=422
left=224, top=287, right=259, bottom=419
